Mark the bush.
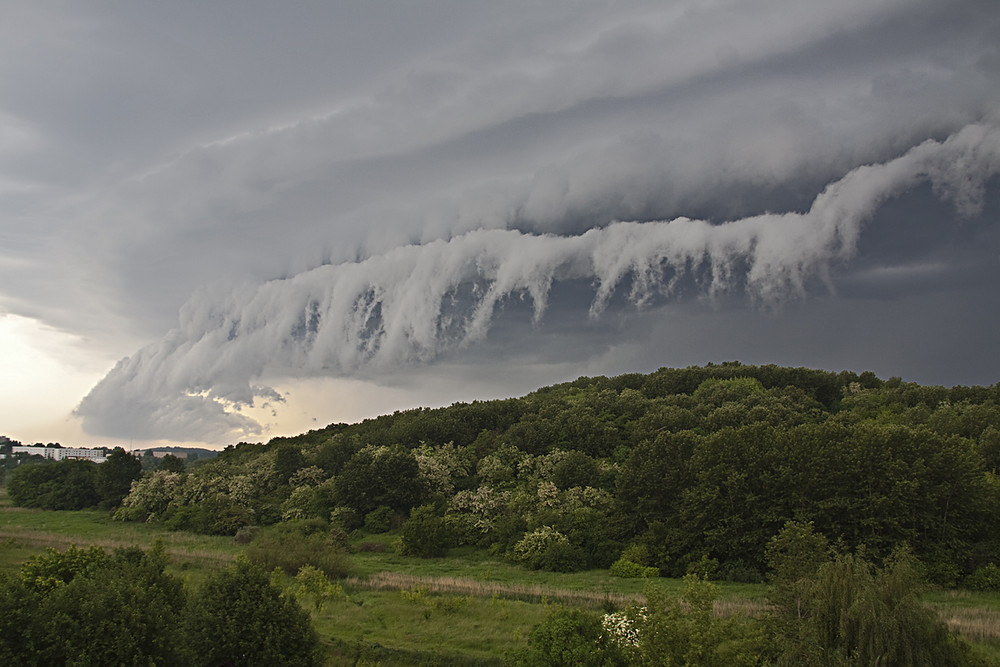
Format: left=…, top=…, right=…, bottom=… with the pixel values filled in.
left=609, top=558, right=658, bottom=579
left=234, top=525, right=259, bottom=544
left=186, top=557, right=322, bottom=667
left=7, top=460, right=99, bottom=510
left=965, top=562, right=1000, bottom=591
left=510, top=526, right=587, bottom=572
left=770, top=545, right=980, bottom=666
left=1, top=544, right=192, bottom=666
left=536, top=538, right=587, bottom=573
left=364, top=505, right=395, bottom=533
left=246, top=519, right=350, bottom=577
left=510, top=606, right=626, bottom=666
left=20, top=545, right=110, bottom=594
left=162, top=496, right=253, bottom=535
left=330, top=506, right=361, bottom=530
left=399, top=504, right=452, bottom=558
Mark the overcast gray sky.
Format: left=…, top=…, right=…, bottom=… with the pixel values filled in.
left=2, top=1, right=999, bottom=448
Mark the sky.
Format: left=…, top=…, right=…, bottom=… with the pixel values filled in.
left=2, top=1, right=999, bottom=450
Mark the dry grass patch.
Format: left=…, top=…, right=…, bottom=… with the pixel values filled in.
left=347, top=571, right=641, bottom=609
left=938, top=606, right=1000, bottom=643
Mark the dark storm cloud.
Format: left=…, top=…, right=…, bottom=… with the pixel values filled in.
left=1, top=1, right=998, bottom=443
left=75, top=122, right=1000, bottom=440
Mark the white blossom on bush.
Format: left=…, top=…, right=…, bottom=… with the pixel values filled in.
left=446, top=485, right=510, bottom=541
left=414, top=442, right=468, bottom=498
left=601, top=607, right=646, bottom=648
left=535, top=480, right=560, bottom=508
left=114, top=470, right=183, bottom=521
left=512, top=525, right=568, bottom=564
left=289, top=465, right=324, bottom=488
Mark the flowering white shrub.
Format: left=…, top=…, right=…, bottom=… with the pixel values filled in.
left=561, top=485, right=613, bottom=512
left=601, top=609, right=644, bottom=648
left=521, top=449, right=570, bottom=482
left=512, top=525, right=568, bottom=565
left=226, top=474, right=260, bottom=506
left=535, top=480, right=560, bottom=508
left=114, top=470, right=183, bottom=521
left=288, top=465, right=324, bottom=488
left=414, top=442, right=468, bottom=498
left=476, top=443, right=525, bottom=486
left=445, top=485, right=511, bottom=543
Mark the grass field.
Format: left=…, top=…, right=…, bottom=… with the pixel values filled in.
left=2, top=488, right=998, bottom=665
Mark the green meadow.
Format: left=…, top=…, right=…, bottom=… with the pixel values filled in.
left=2, top=489, right=998, bottom=665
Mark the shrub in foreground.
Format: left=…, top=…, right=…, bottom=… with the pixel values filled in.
left=186, top=557, right=322, bottom=667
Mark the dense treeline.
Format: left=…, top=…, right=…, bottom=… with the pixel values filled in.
left=19, top=363, right=1000, bottom=586
left=0, top=545, right=321, bottom=666
left=7, top=448, right=143, bottom=510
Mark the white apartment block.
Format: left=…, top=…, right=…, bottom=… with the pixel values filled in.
left=10, top=446, right=107, bottom=463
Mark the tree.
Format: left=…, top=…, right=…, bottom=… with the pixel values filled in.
left=157, top=453, right=185, bottom=473
left=333, top=445, right=424, bottom=516
left=186, top=557, right=322, bottom=666
left=765, top=521, right=831, bottom=623
left=274, top=445, right=306, bottom=486
left=7, top=459, right=99, bottom=510
left=628, top=575, right=770, bottom=666
left=34, top=546, right=190, bottom=666
left=1, top=544, right=191, bottom=666
left=765, top=537, right=981, bottom=666
left=95, top=447, right=143, bottom=509
left=400, top=504, right=452, bottom=557
left=512, top=606, right=626, bottom=666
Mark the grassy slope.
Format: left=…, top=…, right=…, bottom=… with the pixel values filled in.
left=1, top=490, right=997, bottom=664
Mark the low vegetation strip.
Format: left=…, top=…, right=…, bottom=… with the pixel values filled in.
left=347, top=570, right=643, bottom=609
left=347, top=570, right=772, bottom=619
left=0, top=528, right=236, bottom=568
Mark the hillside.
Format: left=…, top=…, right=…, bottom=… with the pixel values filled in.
left=107, top=362, right=1000, bottom=585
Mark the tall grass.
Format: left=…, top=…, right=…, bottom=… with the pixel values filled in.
left=347, top=571, right=642, bottom=609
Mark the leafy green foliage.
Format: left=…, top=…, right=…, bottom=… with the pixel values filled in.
left=965, top=563, right=1000, bottom=591
left=293, top=564, right=347, bottom=611
left=245, top=518, right=350, bottom=577
left=0, top=544, right=192, bottom=666
left=94, top=447, right=142, bottom=508
left=364, top=504, right=395, bottom=533
left=609, top=558, right=659, bottom=579
left=334, top=444, right=425, bottom=516
left=157, top=452, right=185, bottom=473
left=400, top=503, right=453, bottom=557
left=8, top=459, right=99, bottom=510
left=623, top=574, right=771, bottom=666
left=19, top=544, right=111, bottom=594
left=766, top=526, right=984, bottom=666
left=186, top=557, right=322, bottom=667
left=511, top=606, right=627, bottom=666
left=102, top=363, right=999, bottom=583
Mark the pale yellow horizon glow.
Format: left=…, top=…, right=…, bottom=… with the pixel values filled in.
left=0, top=314, right=536, bottom=452
left=0, top=313, right=117, bottom=448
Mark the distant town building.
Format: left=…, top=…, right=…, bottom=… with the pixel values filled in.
left=10, top=446, right=107, bottom=463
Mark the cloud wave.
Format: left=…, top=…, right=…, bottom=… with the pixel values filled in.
left=75, top=120, right=1000, bottom=442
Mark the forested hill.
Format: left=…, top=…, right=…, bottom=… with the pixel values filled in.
left=104, top=363, right=1000, bottom=583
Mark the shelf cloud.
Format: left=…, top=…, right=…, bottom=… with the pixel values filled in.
left=75, top=121, right=1000, bottom=441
